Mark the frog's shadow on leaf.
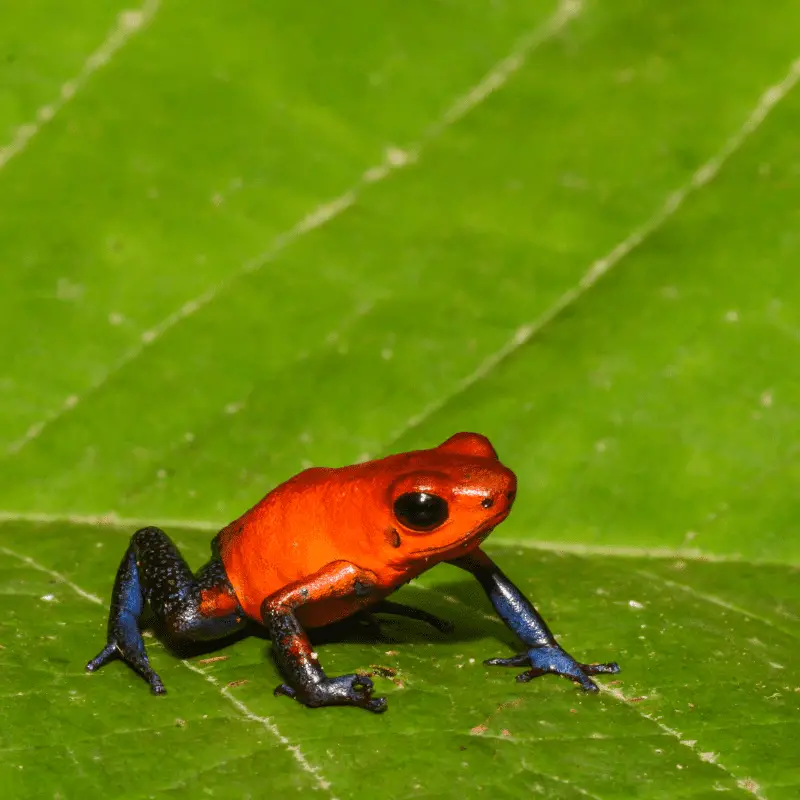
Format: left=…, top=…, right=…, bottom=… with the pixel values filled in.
left=154, top=580, right=515, bottom=660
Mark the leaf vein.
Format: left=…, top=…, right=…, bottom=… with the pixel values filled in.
left=5, top=0, right=581, bottom=457
left=1, top=545, right=337, bottom=798
left=2, top=513, right=797, bottom=567
left=376, top=54, right=800, bottom=454
left=599, top=685, right=767, bottom=799
left=637, top=569, right=799, bottom=642
left=416, top=579, right=773, bottom=800
left=0, top=0, right=161, bottom=174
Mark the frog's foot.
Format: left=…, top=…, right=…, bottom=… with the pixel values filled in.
left=485, top=645, right=620, bottom=693
left=274, top=673, right=387, bottom=713
left=86, top=640, right=166, bottom=695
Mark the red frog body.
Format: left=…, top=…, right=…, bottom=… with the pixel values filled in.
left=87, top=433, right=619, bottom=712
left=218, top=435, right=515, bottom=627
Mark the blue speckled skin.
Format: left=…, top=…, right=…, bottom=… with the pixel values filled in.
left=85, top=432, right=622, bottom=710
left=86, top=530, right=618, bottom=699
left=86, top=528, right=453, bottom=697
left=86, top=527, right=246, bottom=693
left=449, top=550, right=620, bottom=692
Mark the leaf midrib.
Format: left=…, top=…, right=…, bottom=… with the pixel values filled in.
left=1, top=515, right=797, bottom=570
left=2, top=526, right=783, bottom=799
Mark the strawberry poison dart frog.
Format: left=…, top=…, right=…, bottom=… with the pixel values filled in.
left=87, top=433, right=619, bottom=712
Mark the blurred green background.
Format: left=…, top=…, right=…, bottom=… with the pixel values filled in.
left=1, top=1, right=798, bottom=797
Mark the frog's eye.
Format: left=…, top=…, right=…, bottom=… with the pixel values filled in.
left=393, top=492, right=449, bottom=531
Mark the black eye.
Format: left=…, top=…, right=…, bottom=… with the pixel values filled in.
left=481, top=497, right=494, bottom=509
left=393, top=492, right=449, bottom=531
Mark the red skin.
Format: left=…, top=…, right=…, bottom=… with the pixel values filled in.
left=216, top=432, right=517, bottom=628
left=86, top=429, right=619, bottom=709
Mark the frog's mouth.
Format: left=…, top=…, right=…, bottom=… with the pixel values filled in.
left=408, top=511, right=508, bottom=558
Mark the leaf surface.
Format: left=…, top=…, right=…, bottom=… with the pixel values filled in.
left=1, top=1, right=799, bottom=798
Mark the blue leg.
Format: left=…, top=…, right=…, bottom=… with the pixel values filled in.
left=86, top=527, right=245, bottom=693
left=448, top=548, right=620, bottom=692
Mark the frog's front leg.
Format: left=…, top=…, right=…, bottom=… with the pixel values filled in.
left=448, top=548, right=619, bottom=692
left=262, top=561, right=388, bottom=713
left=86, top=527, right=246, bottom=693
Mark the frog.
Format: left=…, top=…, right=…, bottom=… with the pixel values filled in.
left=86, top=432, right=620, bottom=712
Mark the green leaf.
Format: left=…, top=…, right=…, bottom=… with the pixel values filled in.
left=1, top=1, right=798, bottom=798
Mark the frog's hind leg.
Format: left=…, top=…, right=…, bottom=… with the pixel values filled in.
left=86, top=526, right=245, bottom=694
left=370, top=599, right=454, bottom=634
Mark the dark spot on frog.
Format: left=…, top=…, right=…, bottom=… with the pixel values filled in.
left=354, top=579, right=374, bottom=598
left=385, top=527, right=402, bottom=548
left=481, top=497, right=494, bottom=509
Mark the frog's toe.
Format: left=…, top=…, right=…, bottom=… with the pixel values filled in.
left=351, top=673, right=373, bottom=691
left=86, top=643, right=118, bottom=672
left=515, top=664, right=599, bottom=691
left=580, top=661, right=620, bottom=676
left=570, top=672, right=600, bottom=692
left=340, top=673, right=387, bottom=712
left=277, top=673, right=388, bottom=712
left=514, top=667, right=549, bottom=683
left=364, top=695, right=388, bottom=713
left=484, top=653, right=529, bottom=668
left=87, top=639, right=166, bottom=693
left=483, top=645, right=619, bottom=693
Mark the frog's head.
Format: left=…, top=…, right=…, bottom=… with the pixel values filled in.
left=383, top=432, right=517, bottom=562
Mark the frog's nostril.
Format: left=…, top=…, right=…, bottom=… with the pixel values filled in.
left=506, top=491, right=516, bottom=502
left=481, top=497, right=494, bottom=509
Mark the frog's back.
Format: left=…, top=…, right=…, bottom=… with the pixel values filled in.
left=215, top=440, right=512, bottom=624
left=216, top=467, right=340, bottom=619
